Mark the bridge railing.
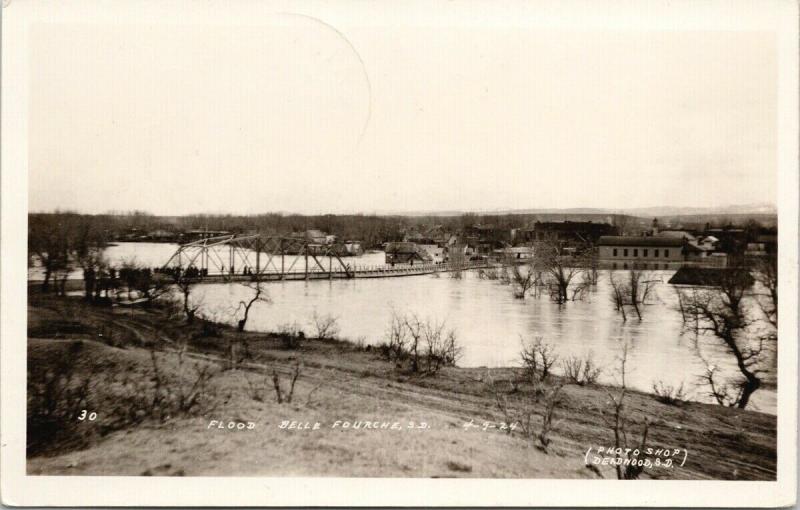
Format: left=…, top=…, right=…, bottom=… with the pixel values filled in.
left=181, top=259, right=491, bottom=278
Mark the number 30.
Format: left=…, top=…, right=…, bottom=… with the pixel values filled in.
left=78, top=410, right=97, bottom=421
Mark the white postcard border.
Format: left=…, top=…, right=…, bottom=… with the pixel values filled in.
left=2, top=0, right=797, bottom=506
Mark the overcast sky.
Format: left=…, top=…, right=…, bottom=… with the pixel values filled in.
left=29, top=15, right=777, bottom=215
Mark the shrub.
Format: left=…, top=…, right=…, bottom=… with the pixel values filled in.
left=600, top=343, right=650, bottom=479
left=353, top=336, right=368, bottom=351
left=652, top=380, right=687, bottom=406
left=310, top=311, right=341, bottom=341
left=537, top=384, right=563, bottom=452
left=27, top=341, right=220, bottom=456
left=272, top=364, right=301, bottom=404
left=381, top=312, right=409, bottom=363
left=277, top=322, right=304, bottom=349
left=27, top=341, right=94, bottom=455
left=242, top=368, right=271, bottom=403
left=446, top=461, right=473, bottom=473
left=488, top=371, right=563, bottom=453
left=520, top=337, right=558, bottom=382
left=561, top=353, right=601, bottom=386
left=110, top=346, right=219, bottom=424
left=197, top=319, right=222, bottom=339
left=381, top=312, right=461, bottom=374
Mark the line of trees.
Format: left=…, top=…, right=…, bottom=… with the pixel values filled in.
left=28, top=213, right=111, bottom=294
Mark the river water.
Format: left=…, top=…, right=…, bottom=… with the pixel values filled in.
left=31, top=242, right=778, bottom=414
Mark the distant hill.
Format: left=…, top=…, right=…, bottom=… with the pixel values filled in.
left=617, top=203, right=776, bottom=218
left=379, top=203, right=777, bottom=219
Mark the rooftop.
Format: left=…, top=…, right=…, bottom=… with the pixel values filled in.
left=597, top=236, right=684, bottom=247
left=658, top=230, right=697, bottom=241
left=668, top=267, right=754, bottom=286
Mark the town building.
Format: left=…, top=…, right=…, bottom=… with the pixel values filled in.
left=753, top=233, right=777, bottom=255
left=418, top=244, right=445, bottom=262
left=183, top=229, right=231, bottom=242
left=703, top=228, right=748, bottom=255
left=493, top=246, right=535, bottom=260
left=384, top=242, right=434, bottom=265
left=403, top=225, right=452, bottom=246
left=598, top=235, right=729, bottom=268
left=516, top=221, right=618, bottom=246
left=597, top=236, right=685, bottom=268
left=656, top=230, right=698, bottom=243
left=463, top=225, right=514, bottom=254
left=304, top=229, right=328, bottom=244
left=697, top=235, right=720, bottom=250
left=146, top=229, right=178, bottom=242
left=684, top=242, right=728, bottom=267
left=342, top=241, right=364, bottom=256
left=745, top=234, right=777, bottom=258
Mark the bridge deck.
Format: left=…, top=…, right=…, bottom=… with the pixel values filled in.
left=181, top=261, right=491, bottom=282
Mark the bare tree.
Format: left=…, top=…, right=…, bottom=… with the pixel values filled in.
left=537, top=384, right=563, bottom=451
left=752, top=253, right=777, bottom=330
left=29, top=227, right=69, bottom=293
left=381, top=311, right=409, bottom=364
left=403, top=313, right=425, bottom=373
left=28, top=213, right=109, bottom=295
left=600, top=342, right=650, bottom=480
left=609, top=270, right=659, bottom=320
left=561, top=353, right=602, bottom=386
left=520, top=336, right=558, bottom=382
left=272, top=364, right=301, bottom=404
left=176, top=275, right=202, bottom=324
left=627, top=270, right=658, bottom=319
left=310, top=310, right=341, bottom=340
left=78, top=248, right=108, bottom=302
left=679, top=269, right=766, bottom=409
left=487, top=370, right=563, bottom=453
left=674, top=286, right=687, bottom=324
left=584, top=243, right=600, bottom=286
left=535, top=241, right=586, bottom=304
left=510, top=262, right=536, bottom=299
left=609, top=272, right=628, bottom=321
left=380, top=312, right=461, bottom=374
left=422, top=319, right=462, bottom=372
left=236, top=279, right=271, bottom=332
left=611, top=214, right=632, bottom=236
left=498, top=264, right=512, bottom=285
left=118, top=258, right=171, bottom=305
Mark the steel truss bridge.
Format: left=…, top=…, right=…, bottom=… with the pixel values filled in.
left=162, top=234, right=489, bottom=282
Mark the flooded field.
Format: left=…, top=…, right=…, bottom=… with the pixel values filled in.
left=30, top=242, right=778, bottom=413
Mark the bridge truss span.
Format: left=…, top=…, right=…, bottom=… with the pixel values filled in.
left=162, top=233, right=492, bottom=282
left=162, top=234, right=355, bottom=281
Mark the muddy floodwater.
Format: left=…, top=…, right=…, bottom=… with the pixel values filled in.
left=31, top=242, right=778, bottom=414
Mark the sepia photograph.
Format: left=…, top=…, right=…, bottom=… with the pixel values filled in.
left=1, top=0, right=797, bottom=507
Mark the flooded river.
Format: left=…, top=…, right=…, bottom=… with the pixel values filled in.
left=31, top=242, right=778, bottom=413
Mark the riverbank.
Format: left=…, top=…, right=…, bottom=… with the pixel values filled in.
left=26, top=291, right=776, bottom=479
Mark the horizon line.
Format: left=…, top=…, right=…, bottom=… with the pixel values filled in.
left=27, top=202, right=778, bottom=218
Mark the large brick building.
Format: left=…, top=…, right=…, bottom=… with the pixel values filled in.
left=597, top=236, right=685, bottom=264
